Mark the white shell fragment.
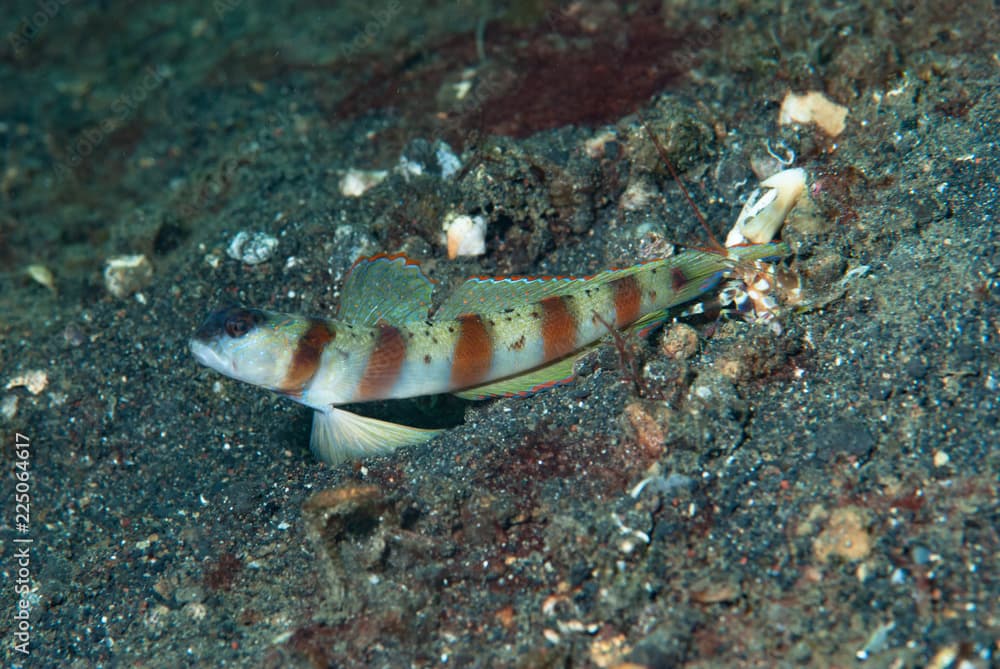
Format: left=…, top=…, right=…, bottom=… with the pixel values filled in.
left=104, top=254, right=154, bottom=298
left=6, top=369, right=48, bottom=395
left=779, top=91, right=849, bottom=137
left=26, top=264, right=56, bottom=292
left=435, top=142, right=462, bottom=179
left=1, top=394, right=17, bottom=420
left=443, top=213, right=487, bottom=259
left=621, top=177, right=656, bottom=212
left=339, top=168, right=388, bottom=197
left=583, top=130, right=617, bottom=159
left=726, top=168, right=806, bottom=247
left=227, top=231, right=278, bottom=265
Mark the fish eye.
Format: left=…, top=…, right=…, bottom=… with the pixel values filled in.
left=224, top=313, right=253, bottom=338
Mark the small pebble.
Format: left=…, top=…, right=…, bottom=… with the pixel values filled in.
left=926, top=644, right=960, bottom=669
left=660, top=323, right=699, bottom=360
left=790, top=640, right=812, bottom=663
left=1, top=395, right=18, bottom=420
left=952, top=343, right=975, bottom=362
left=911, top=545, right=932, bottom=565
left=856, top=620, right=895, bottom=660
left=905, top=357, right=929, bottom=380
left=63, top=324, right=85, bottom=347
left=812, top=506, right=872, bottom=563
left=174, top=584, right=205, bottom=605
left=182, top=602, right=207, bottom=621
left=623, top=401, right=668, bottom=454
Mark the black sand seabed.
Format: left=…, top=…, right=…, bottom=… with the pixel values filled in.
left=0, top=1, right=996, bottom=667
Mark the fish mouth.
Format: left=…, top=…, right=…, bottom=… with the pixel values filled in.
left=189, top=339, right=235, bottom=376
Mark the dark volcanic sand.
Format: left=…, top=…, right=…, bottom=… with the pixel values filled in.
left=0, top=1, right=996, bottom=667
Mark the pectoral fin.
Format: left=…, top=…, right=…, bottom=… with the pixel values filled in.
left=310, top=407, right=442, bottom=465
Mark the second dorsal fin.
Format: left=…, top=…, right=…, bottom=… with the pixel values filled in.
left=338, top=254, right=434, bottom=326
left=435, top=273, right=590, bottom=320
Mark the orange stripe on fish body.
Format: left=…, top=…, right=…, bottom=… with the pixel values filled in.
left=281, top=319, right=335, bottom=397
left=451, top=314, right=493, bottom=388
left=355, top=322, right=407, bottom=401
left=540, top=296, right=578, bottom=362
left=460, top=306, right=542, bottom=381
left=611, top=275, right=642, bottom=328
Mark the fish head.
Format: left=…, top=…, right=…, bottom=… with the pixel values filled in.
left=190, top=305, right=303, bottom=391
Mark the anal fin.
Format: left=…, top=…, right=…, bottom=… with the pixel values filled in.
left=310, top=407, right=441, bottom=465
left=453, top=352, right=583, bottom=400
left=630, top=307, right=674, bottom=338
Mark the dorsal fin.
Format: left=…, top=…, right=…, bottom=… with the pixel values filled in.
left=338, top=254, right=434, bottom=326
left=434, top=255, right=728, bottom=321
left=435, top=273, right=590, bottom=320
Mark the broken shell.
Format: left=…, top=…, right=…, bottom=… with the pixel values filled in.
left=541, top=594, right=568, bottom=616
left=103, top=254, right=154, bottom=298
left=6, top=369, right=48, bottom=395
left=443, top=213, right=487, bottom=259
left=556, top=620, right=599, bottom=635
left=583, top=130, right=617, bottom=159
left=726, top=168, right=806, bottom=247
left=227, top=231, right=278, bottom=265
left=339, top=168, right=388, bottom=197
left=621, top=177, right=656, bottom=212
left=26, top=264, right=56, bottom=292
left=779, top=91, right=849, bottom=137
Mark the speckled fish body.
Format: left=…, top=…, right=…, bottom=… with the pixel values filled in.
left=191, top=242, right=789, bottom=464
